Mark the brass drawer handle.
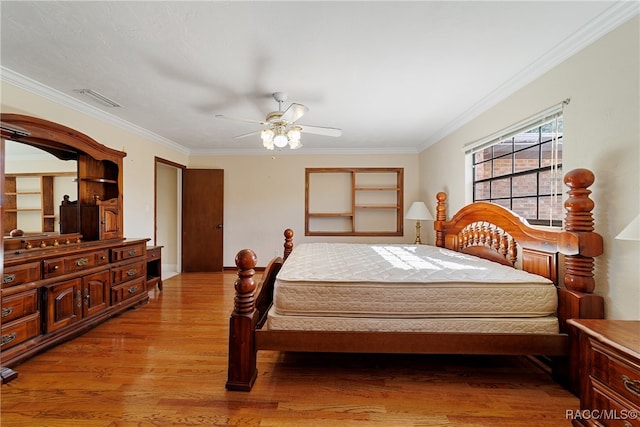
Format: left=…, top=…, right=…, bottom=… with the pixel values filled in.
left=2, top=274, right=16, bottom=285
left=623, top=421, right=632, bottom=427
left=128, top=249, right=137, bottom=256
left=100, top=255, right=107, bottom=260
left=75, top=258, right=89, bottom=267
left=621, top=375, right=640, bottom=397
left=127, top=286, right=139, bottom=294
left=126, top=269, right=137, bottom=277
left=1, top=307, right=14, bottom=318
left=1, top=333, right=17, bottom=346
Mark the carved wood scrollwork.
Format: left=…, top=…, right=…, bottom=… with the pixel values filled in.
left=458, top=221, right=518, bottom=266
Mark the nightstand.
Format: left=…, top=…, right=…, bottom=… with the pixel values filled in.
left=568, top=319, right=640, bottom=427
left=146, top=246, right=163, bottom=290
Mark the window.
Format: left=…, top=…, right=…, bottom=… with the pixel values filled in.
left=467, top=102, right=566, bottom=227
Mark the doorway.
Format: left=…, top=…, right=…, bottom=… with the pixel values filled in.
left=155, top=158, right=184, bottom=278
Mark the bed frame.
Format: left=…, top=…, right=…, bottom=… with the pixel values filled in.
left=227, top=168, right=604, bottom=393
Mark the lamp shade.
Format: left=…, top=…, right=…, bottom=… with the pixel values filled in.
left=405, top=201, right=433, bottom=221
left=616, top=214, right=640, bottom=241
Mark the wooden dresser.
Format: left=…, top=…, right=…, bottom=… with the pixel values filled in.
left=1, top=235, right=150, bottom=374
left=1, top=114, right=157, bottom=383
left=568, top=319, right=640, bottom=427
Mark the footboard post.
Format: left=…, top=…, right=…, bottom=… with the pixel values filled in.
left=226, top=249, right=259, bottom=391
left=283, top=228, right=294, bottom=260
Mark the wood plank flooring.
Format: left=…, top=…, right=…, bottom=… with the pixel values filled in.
left=1, top=272, right=579, bottom=426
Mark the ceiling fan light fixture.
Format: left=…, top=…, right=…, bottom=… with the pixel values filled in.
left=217, top=91, right=341, bottom=150
left=261, top=129, right=275, bottom=150
left=289, top=139, right=302, bottom=149
left=273, top=133, right=289, bottom=148
left=287, top=128, right=301, bottom=142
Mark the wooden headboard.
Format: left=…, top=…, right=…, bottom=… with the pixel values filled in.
left=433, top=168, right=602, bottom=291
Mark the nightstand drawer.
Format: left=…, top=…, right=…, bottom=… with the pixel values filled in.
left=592, top=379, right=640, bottom=427
left=1, top=289, right=38, bottom=323
left=591, top=341, right=640, bottom=406
left=2, top=262, right=41, bottom=288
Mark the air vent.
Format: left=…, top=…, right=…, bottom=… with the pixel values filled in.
left=73, top=89, right=122, bottom=108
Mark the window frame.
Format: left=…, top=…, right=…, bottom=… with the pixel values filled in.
left=465, top=101, right=567, bottom=228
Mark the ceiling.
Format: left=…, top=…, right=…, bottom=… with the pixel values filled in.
left=1, top=1, right=636, bottom=156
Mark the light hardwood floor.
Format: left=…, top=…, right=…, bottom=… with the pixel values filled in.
left=1, top=272, right=578, bottom=426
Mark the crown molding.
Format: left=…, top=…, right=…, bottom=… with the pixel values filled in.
left=1, top=66, right=191, bottom=156
left=189, top=145, right=419, bottom=157
left=419, top=1, right=640, bottom=151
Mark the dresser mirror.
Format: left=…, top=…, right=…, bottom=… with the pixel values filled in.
left=4, top=139, right=79, bottom=237
left=2, top=113, right=125, bottom=248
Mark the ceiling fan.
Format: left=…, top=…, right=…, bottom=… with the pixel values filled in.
left=215, top=92, right=342, bottom=150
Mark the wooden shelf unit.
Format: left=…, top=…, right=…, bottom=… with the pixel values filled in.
left=4, top=173, right=74, bottom=235
left=305, top=167, right=404, bottom=236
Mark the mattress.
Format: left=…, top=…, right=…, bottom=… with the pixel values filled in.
left=272, top=243, right=558, bottom=318
left=266, top=308, right=559, bottom=334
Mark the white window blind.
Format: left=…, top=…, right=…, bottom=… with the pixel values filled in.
left=464, top=99, right=570, bottom=155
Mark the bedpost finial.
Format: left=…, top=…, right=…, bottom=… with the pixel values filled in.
left=564, top=168, right=595, bottom=189
left=284, top=229, right=294, bottom=260
left=235, top=249, right=257, bottom=271
left=436, top=192, right=447, bottom=202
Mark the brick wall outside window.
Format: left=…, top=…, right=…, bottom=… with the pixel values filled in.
left=472, top=120, right=563, bottom=226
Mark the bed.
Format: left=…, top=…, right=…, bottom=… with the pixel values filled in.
left=226, top=168, right=604, bottom=393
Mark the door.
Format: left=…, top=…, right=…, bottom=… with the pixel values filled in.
left=182, top=169, right=224, bottom=272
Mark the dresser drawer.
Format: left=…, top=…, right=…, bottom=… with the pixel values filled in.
left=1, top=289, right=38, bottom=323
left=111, top=261, right=145, bottom=286
left=111, top=243, right=145, bottom=262
left=43, top=250, right=111, bottom=278
left=1, top=312, right=40, bottom=351
left=2, top=262, right=41, bottom=288
left=591, top=342, right=640, bottom=406
left=111, top=277, right=146, bottom=304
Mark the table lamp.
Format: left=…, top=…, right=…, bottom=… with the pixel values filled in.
left=405, top=201, right=433, bottom=244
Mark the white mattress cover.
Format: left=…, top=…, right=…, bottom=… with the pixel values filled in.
left=265, top=307, right=559, bottom=334
left=273, top=243, right=557, bottom=318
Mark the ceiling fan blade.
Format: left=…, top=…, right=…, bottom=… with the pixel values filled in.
left=280, top=103, right=309, bottom=123
left=298, top=124, right=342, bottom=137
left=233, top=130, right=261, bottom=139
left=215, top=114, right=266, bottom=125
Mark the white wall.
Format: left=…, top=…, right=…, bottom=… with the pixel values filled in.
left=419, top=17, right=640, bottom=320
left=188, top=153, right=421, bottom=267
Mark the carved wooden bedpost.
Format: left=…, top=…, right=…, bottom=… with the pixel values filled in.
left=434, top=192, right=447, bottom=247
left=556, top=168, right=604, bottom=394
left=226, top=249, right=258, bottom=391
left=283, top=228, right=294, bottom=260
left=560, top=168, right=603, bottom=293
